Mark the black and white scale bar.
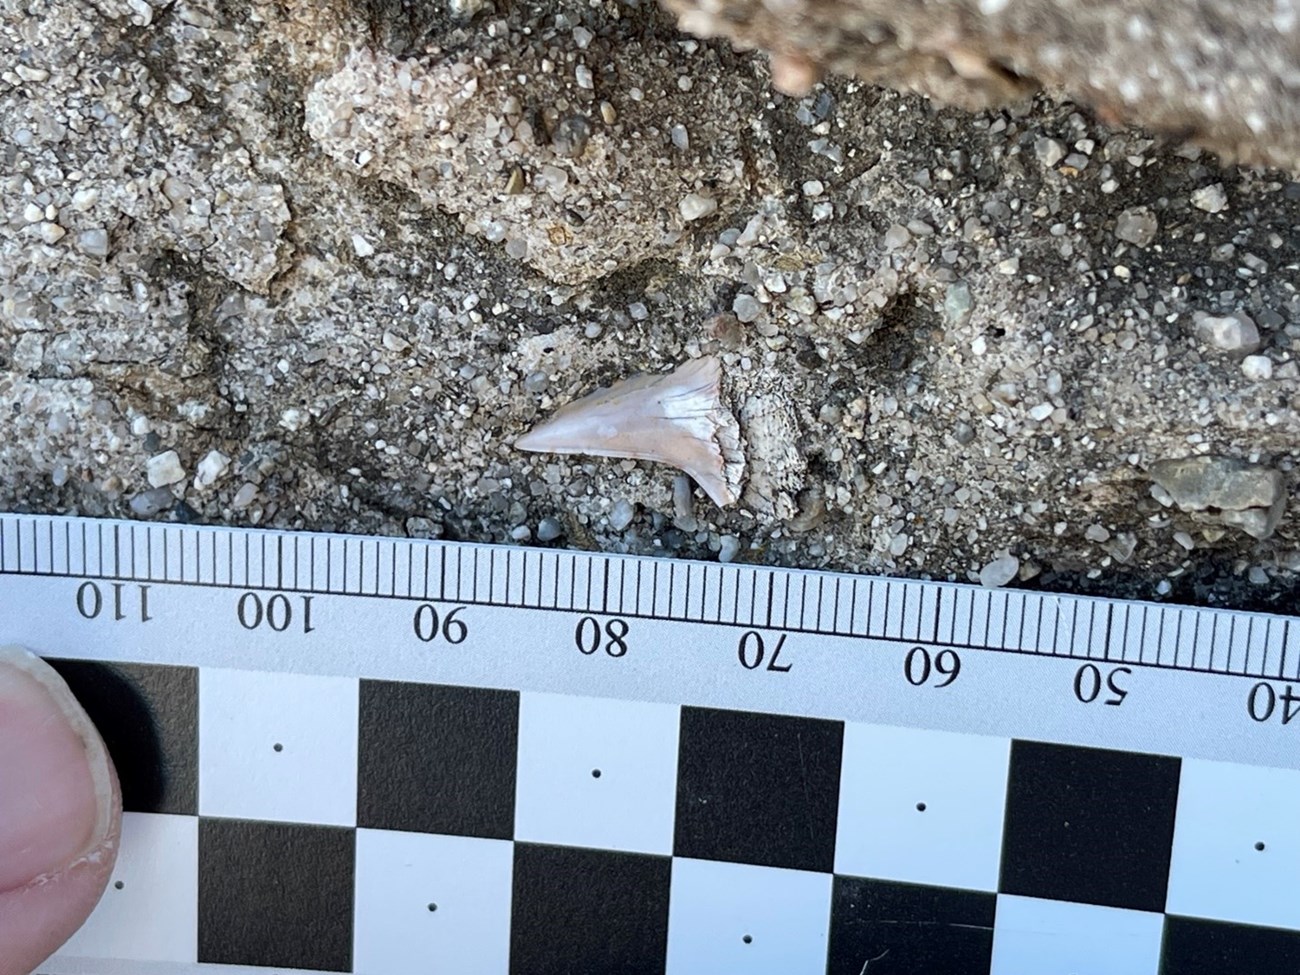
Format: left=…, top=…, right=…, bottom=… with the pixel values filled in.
left=7, top=512, right=1300, bottom=975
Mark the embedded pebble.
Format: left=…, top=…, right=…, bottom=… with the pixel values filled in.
left=1084, top=524, right=1110, bottom=542
left=232, top=482, right=258, bottom=508
left=1191, top=311, right=1261, bottom=352
left=75, top=228, right=110, bottom=257
left=146, top=450, right=186, bottom=487
left=551, top=115, right=591, bottom=157
left=732, top=293, right=762, bottom=323
left=1191, top=183, right=1228, bottom=213
left=536, top=517, right=563, bottom=542
left=1114, top=206, right=1158, bottom=247
left=129, top=487, right=175, bottom=517
left=679, top=193, right=718, bottom=221
left=979, top=555, right=1020, bottom=588
left=195, top=450, right=231, bottom=488
left=943, top=282, right=973, bottom=325
left=608, top=499, right=636, bottom=531
left=1241, top=355, right=1273, bottom=380
left=883, top=224, right=911, bottom=250
left=1035, top=137, right=1066, bottom=167
left=718, top=534, right=742, bottom=563
left=672, top=475, right=697, bottom=530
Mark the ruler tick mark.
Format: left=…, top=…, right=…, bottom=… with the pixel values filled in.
left=932, top=588, right=942, bottom=644
left=765, top=573, right=774, bottom=629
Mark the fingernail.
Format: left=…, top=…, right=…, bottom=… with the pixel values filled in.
left=0, top=645, right=116, bottom=892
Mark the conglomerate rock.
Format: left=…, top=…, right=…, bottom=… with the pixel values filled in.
left=660, top=0, right=1300, bottom=175
left=1, top=0, right=1298, bottom=609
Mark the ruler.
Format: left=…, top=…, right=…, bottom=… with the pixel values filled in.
left=3, top=511, right=1299, bottom=975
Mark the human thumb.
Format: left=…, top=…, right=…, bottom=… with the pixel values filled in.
left=0, top=645, right=121, bottom=975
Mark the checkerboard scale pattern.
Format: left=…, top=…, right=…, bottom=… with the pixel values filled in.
left=44, top=659, right=1300, bottom=975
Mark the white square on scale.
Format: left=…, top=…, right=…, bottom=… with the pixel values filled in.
left=1165, top=757, right=1300, bottom=931
left=833, top=721, right=1011, bottom=891
left=665, top=857, right=832, bottom=975
left=52, top=812, right=197, bottom=963
left=198, top=667, right=359, bottom=826
left=514, top=691, right=680, bottom=855
left=990, top=894, right=1162, bottom=975
left=353, top=828, right=513, bottom=975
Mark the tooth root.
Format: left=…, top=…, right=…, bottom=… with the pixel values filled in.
left=515, top=355, right=746, bottom=507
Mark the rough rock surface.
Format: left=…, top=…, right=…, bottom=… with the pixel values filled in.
left=2, top=0, right=1299, bottom=613
left=660, top=0, right=1300, bottom=175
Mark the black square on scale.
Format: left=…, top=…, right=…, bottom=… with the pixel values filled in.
left=510, top=842, right=671, bottom=975
left=1159, top=916, right=1300, bottom=974
left=45, top=658, right=198, bottom=816
left=999, top=739, right=1180, bottom=913
left=357, top=678, right=519, bottom=839
left=828, top=876, right=996, bottom=975
left=197, top=818, right=355, bottom=972
left=674, top=705, right=843, bottom=873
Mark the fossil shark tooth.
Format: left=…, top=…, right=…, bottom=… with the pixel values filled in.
left=515, top=355, right=746, bottom=507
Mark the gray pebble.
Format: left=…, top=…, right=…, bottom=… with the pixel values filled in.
left=672, top=475, right=697, bottom=530
left=978, top=555, right=1020, bottom=588
left=718, top=534, right=742, bottom=563
left=1191, top=183, right=1228, bottom=213
left=232, top=482, right=258, bottom=508
left=608, top=499, right=636, bottom=531
left=524, top=371, right=549, bottom=394
left=536, top=517, right=563, bottom=542
left=943, top=281, right=973, bottom=325
left=679, top=192, right=717, bottom=221
left=146, top=449, right=185, bottom=487
left=1035, top=137, right=1066, bottom=167
left=1191, top=311, right=1261, bottom=352
left=76, top=228, right=109, bottom=257
left=551, top=115, right=591, bottom=158
left=1114, top=206, right=1158, bottom=248
left=510, top=524, right=531, bottom=541
left=732, top=293, right=762, bottom=323
left=1148, top=454, right=1286, bottom=539
left=129, top=487, right=175, bottom=517
left=883, top=224, right=911, bottom=250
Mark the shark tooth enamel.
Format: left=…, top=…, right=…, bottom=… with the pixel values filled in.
left=515, top=355, right=746, bottom=507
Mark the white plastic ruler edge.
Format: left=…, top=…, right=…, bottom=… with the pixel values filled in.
left=1, top=510, right=1298, bottom=776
